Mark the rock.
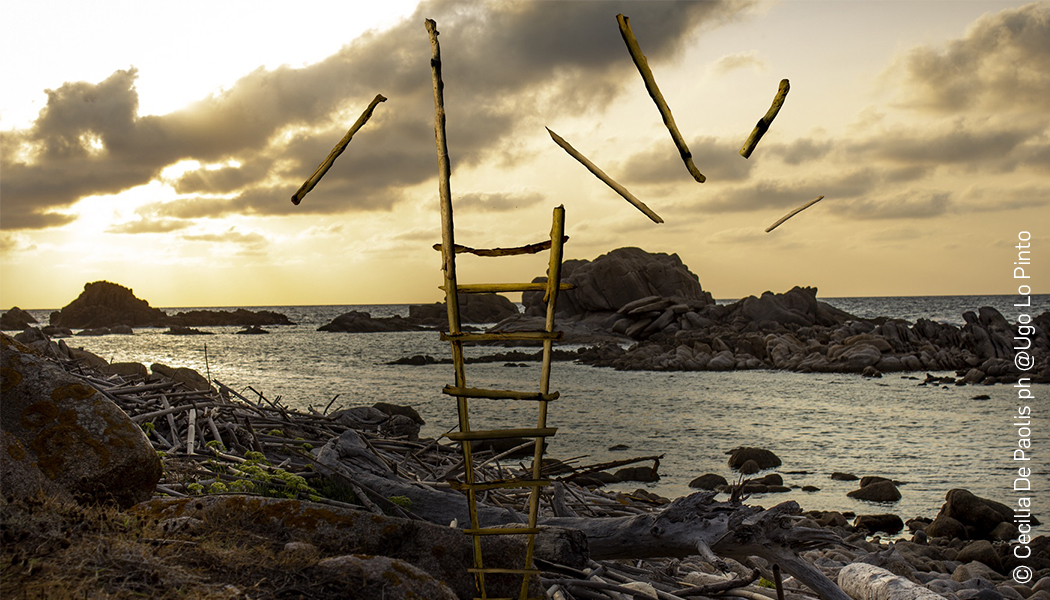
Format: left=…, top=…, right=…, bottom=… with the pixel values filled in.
left=832, top=472, right=860, bottom=481
left=688, top=473, right=728, bottom=490
left=739, top=459, right=760, bottom=475
left=927, top=514, right=969, bottom=540
left=848, top=480, right=902, bottom=503
left=49, top=281, right=168, bottom=329
left=378, top=415, right=420, bottom=441
left=707, top=350, right=737, bottom=370
left=99, top=362, right=149, bottom=381
left=838, top=563, right=947, bottom=600
left=328, top=407, right=391, bottom=433
left=941, top=489, right=1015, bottom=539
left=989, top=521, right=1019, bottom=542
left=802, top=485, right=821, bottom=492
left=755, top=473, right=784, bottom=486
left=522, top=247, right=712, bottom=318
left=862, top=365, right=883, bottom=378
left=0, top=428, right=75, bottom=504
left=1, top=333, right=161, bottom=507
left=315, top=554, right=458, bottom=600
left=133, top=495, right=539, bottom=600
left=164, top=325, right=214, bottom=335
left=410, top=293, right=519, bottom=325
left=952, top=561, right=1001, bottom=583
left=727, top=447, right=782, bottom=471
left=1, top=307, right=37, bottom=331
left=236, top=325, right=269, bottom=334
left=860, top=476, right=895, bottom=488
left=956, top=540, right=1003, bottom=573
left=151, top=363, right=212, bottom=393
left=167, top=308, right=294, bottom=327
left=614, top=465, right=659, bottom=483
left=854, top=514, right=905, bottom=535
left=372, top=402, right=425, bottom=425
left=318, top=311, right=425, bottom=332
left=315, top=429, right=394, bottom=478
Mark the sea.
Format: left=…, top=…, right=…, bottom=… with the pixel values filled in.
left=16, top=294, right=1050, bottom=535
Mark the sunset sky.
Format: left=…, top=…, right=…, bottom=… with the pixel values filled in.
left=1, top=0, right=1047, bottom=310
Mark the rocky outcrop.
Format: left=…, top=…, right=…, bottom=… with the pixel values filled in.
left=1, top=333, right=161, bottom=507
left=727, top=447, right=782, bottom=471
left=409, top=293, right=520, bottom=325
left=50, top=281, right=168, bottom=329
left=1, top=307, right=37, bottom=331
left=522, top=247, right=712, bottom=319
left=48, top=281, right=295, bottom=329
left=318, top=311, right=426, bottom=333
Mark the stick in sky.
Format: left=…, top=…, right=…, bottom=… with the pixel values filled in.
left=740, top=79, right=790, bottom=159
left=616, top=13, right=705, bottom=184
left=765, top=195, right=824, bottom=233
left=290, top=93, right=387, bottom=205
left=546, top=127, right=664, bottom=224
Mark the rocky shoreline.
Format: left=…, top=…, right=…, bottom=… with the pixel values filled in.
left=2, top=330, right=1048, bottom=600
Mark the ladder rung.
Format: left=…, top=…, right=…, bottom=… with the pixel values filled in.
left=432, top=236, right=569, bottom=257
left=463, top=527, right=542, bottom=536
left=440, top=331, right=562, bottom=342
left=449, top=479, right=550, bottom=492
left=447, top=427, right=557, bottom=442
left=467, top=567, right=542, bottom=575
left=440, top=283, right=574, bottom=293
left=443, top=386, right=560, bottom=401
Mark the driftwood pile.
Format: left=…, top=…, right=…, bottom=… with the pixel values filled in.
left=49, top=349, right=852, bottom=600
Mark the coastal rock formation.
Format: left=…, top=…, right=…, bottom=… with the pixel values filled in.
left=318, top=311, right=425, bottom=333
left=48, top=281, right=295, bottom=329
left=409, top=293, right=519, bottom=325
left=847, top=480, right=902, bottom=503
left=1, top=307, right=37, bottom=331
left=0, top=334, right=161, bottom=507
left=727, top=447, right=782, bottom=471
left=50, top=281, right=168, bottom=329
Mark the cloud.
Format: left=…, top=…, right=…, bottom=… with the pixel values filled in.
left=455, top=191, right=545, bottom=212
left=182, top=227, right=268, bottom=249
left=1, top=1, right=750, bottom=231
left=712, top=51, right=767, bottom=74
left=619, top=137, right=754, bottom=186
left=892, top=2, right=1050, bottom=113
left=106, top=217, right=192, bottom=234
left=832, top=191, right=953, bottom=220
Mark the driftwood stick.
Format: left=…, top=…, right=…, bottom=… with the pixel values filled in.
left=290, top=93, right=387, bottom=205
left=617, top=13, right=705, bottom=184
left=186, top=408, right=197, bottom=455
left=132, top=402, right=223, bottom=423
left=547, top=127, right=663, bottom=224
left=431, top=236, right=570, bottom=257
left=740, top=79, right=790, bottom=159
left=765, top=195, right=824, bottom=233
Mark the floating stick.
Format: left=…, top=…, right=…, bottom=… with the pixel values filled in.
left=290, top=93, right=387, bottom=205
left=616, top=13, right=705, bottom=183
left=740, top=79, right=790, bottom=159
left=546, top=127, right=664, bottom=224
left=765, top=195, right=824, bottom=233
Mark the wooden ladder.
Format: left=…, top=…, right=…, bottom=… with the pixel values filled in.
left=438, top=205, right=570, bottom=600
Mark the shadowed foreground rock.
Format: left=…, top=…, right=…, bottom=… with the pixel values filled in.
left=0, top=333, right=160, bottom=507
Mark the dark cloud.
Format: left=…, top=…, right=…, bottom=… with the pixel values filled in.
left=831, top=191, right=953, bottom=220
left=1, top=1, right=749, bottom=231
left=894, top=2, right=1050, bottom=113
left=619, top=137, right=754, bottom=185
left=765, top=138, right=834, bottom=165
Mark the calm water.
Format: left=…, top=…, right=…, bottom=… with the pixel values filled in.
left=16, top=295, right=1050, bottom=532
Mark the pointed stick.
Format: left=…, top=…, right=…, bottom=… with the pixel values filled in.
left=546, top=127, right=663, bottom=224
left=740, top=79, right=790, bottom=159
left=765, top=195, right=824, bottom=233
left=617, top=13, right=705, bottom=183
left=291, top=93, right=387, bottom=205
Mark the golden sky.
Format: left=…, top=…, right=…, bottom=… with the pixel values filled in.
left=1, top=0, right=1047, bottom=309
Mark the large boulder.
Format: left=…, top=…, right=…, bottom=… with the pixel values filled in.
left=318, top=311, right=425, bottom=333
left=848, top=480, right=902, bottom=503
left=522, top=247, right=712, bottom=318
left=938, top=489, right=1016, bottom=539
left=410, top=293, right=520, bottom=325
left=167, top=308, right=295, bottom=327
left=49, top=281, right=168, bottom=329
left=727, top=447, right=782, bottom=471
left=1, top=333, right=161, bottom=507
left=1, top=307, right=37, bottom=331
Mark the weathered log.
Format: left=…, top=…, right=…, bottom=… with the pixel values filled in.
left=617, top=13, right=705, bottom=183
left=547, top=127, right=664, bottom=224
left=740, top=79, right=790, bottom=158
left=290, top=93, right=387, bottom=205
left=765, top=195, right=824, bottom=233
